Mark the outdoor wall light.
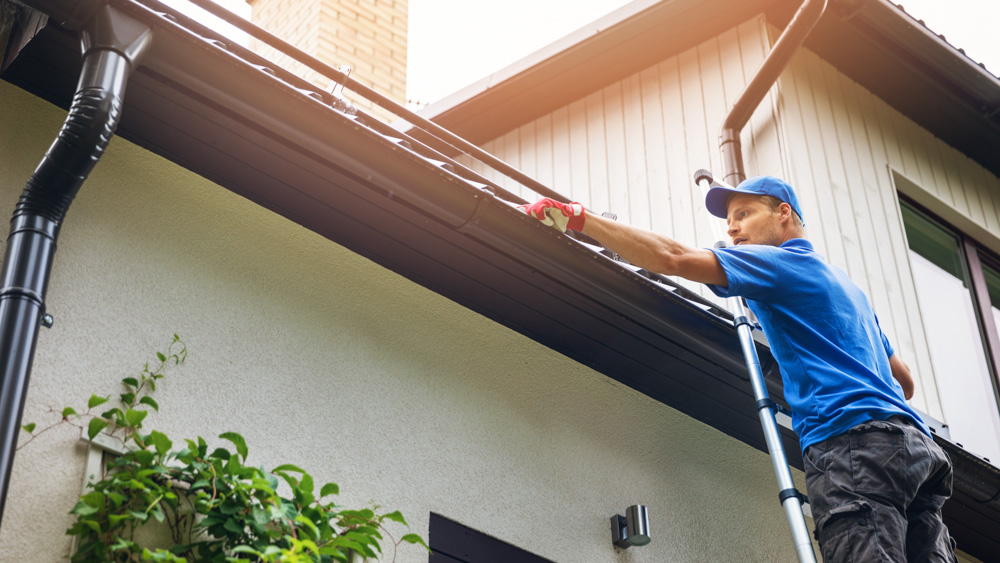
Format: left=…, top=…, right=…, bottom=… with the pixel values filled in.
left=611, top=504, right=651, bottom=548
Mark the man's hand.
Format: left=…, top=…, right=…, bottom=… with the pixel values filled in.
left=518, top=198, right=586, bottom=233
left=889, top=354, right=915, bottom=400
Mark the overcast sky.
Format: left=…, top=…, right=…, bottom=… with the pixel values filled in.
left=172, top=0, right=999, bottom=108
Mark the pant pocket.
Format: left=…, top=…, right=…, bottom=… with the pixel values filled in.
left=818, top=501, right=891, bottom=563
left=849, top=421, right=905, bottom=502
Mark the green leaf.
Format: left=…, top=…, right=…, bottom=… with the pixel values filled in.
left=294, top=514, right=320, bottom=539
left=122, top=377, right=139, bottom=388
left=61, top=407, right=78, bottom=419
left=401, top=533, right=429, bottom=549
left=120, top=392, right=135, bottom=405
left=151, top=504, right=165, bottom=523
left=320, top=483, right=339, bottom=497
left=382, top=510, right=407, bottom=525
left=87, top=394, right=109, bottom=409
left=157, top=352, right=167, bottom=362
left=135, top=450, right=155, bottom=466
left=70, top=501, right=99, bottom=516
left=149, top=430, right=172, bottom=455
left=271, top=463, right=305, bottom=474
left=108, top=514, right=132, bottom=526
left=300, top=473, right=314, bottom=494
left=81, top=491, right=105, bottom=507
left=125, top=408, right=148, bottom=428
left=87, top=418, right=109, bottom=440
left=20, top=423, right=36, bottom=434
left=139, top=396, right=159, bottom=411
left=219, top=432, right=248, bottom=462
left=223, top=518, right=243, bottom=533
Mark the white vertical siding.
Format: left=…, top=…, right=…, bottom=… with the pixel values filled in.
left=462, top=16, right=787, bottom=299
left=774, top=38, right=1000, bottom=421
left=461, top=15, right=1000, bottom=423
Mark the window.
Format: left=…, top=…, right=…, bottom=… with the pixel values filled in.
left=900, top=198, right=1000, bottom=463
left=428, top=513, right=553, bottom=563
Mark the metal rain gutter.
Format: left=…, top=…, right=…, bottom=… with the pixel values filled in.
left=719, top=0, right=827, bottom=186
left=179, top=0, right=572, bottom=206
left=0, top=0, right=151, bottom=527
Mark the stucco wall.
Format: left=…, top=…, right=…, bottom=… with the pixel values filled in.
left=0, top=80, right=810, bottom=561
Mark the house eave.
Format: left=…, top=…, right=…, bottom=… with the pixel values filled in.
left=794, top=0, right=1000, bottom=177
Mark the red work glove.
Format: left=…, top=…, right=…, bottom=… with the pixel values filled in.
left=518, top=198, right=586, bottom=232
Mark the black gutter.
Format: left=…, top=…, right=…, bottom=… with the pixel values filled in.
left=719, top=0, right=827, bottom=186
left=0, top=0, right=151, bottom=527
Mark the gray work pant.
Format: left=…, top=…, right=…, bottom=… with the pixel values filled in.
left=803, top=416, right=958, bottom=562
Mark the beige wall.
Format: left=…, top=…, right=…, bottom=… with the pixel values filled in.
left=0, top=80, right=815, bottom=561
left=249, top=0, right=407, bottom=123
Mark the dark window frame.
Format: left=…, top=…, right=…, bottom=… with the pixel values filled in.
left=899, top=195, right=1000, bottom=400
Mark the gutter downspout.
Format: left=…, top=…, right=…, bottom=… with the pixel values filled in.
left=719, top=0, right=828, bottom=186
left=0, top=0, right=151, bottom=527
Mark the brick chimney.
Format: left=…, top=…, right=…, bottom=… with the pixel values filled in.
left=248, top=0, right=408, bottom=121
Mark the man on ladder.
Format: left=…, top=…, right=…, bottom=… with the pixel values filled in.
left=519, top=175, right=958, bottom=562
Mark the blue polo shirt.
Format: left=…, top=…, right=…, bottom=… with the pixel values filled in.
left=707, top=239, right=930, bottom=451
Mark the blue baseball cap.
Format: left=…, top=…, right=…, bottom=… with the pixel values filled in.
left=705, top=175, right=804, bottom=226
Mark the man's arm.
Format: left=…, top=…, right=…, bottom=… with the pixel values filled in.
left=581, top=213, right=728, bottom=287
left=889, top=354, right=914, bottom=400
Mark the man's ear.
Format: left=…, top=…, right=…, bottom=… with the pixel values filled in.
left=778, top=202, right=793, bottom=222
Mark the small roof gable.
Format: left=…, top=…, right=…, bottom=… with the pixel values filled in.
left=413, top=0, right=1000, bottom=177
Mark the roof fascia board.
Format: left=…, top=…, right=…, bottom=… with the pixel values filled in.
left=840, top=0, right=1000, bottom=102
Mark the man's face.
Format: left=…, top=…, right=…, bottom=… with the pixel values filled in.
left=725, top=193, right=785, bottom=247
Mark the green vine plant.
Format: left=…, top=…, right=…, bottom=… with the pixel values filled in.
left=19, top=335, right=428, bottom=562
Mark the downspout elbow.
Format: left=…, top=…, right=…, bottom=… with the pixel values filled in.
left=719, top=0, right=827, bottom=186
left=16, top=4, right=152, bottom=228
